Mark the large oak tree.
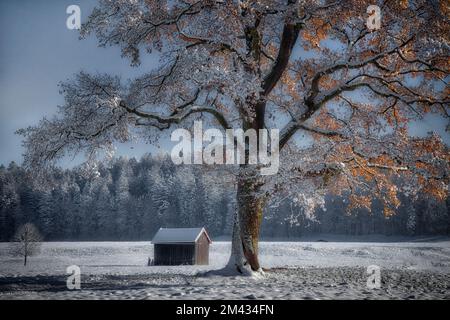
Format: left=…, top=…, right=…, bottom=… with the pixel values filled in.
left=20, top=0, right=449, bottom=274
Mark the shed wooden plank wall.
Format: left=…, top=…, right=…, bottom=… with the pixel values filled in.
left=195, top=233, right=210, bottom=265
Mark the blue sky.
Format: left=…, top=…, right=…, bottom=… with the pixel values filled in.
left=0, top=0, right=163, bottom=167
left=0, top=0, right=448, bottom=167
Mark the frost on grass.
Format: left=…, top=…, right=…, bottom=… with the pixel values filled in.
left=0, top=240, right=449, bottom=300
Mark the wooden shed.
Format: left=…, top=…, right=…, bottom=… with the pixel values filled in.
left=151, top=227, right=212, bottom=265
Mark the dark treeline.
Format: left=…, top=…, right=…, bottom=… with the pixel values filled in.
left=0, top=155, right=448, bottom=241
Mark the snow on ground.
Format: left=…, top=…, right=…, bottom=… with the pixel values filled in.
left=0, top=240, right=449, bottom=299
left=1, top=240, right=449, bottom=276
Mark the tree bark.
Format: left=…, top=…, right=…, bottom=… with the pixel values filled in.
left=228, top=167, right=265, bottom=273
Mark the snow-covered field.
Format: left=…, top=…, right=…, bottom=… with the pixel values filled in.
left=1, top=240, right=449, bottom=300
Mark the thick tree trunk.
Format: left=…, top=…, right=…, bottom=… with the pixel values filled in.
left=227, top=168, right=265, bottom=274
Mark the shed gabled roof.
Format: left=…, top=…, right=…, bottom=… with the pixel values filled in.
left=151, top=227, right=212, bottom=244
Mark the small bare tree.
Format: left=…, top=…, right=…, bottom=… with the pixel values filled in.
left=11, top=223, right=43, bottom=266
